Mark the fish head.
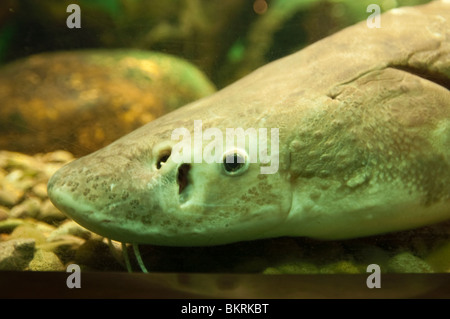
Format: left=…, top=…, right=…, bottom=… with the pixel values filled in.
left=47, top=106, right=292, bottom=246
left=48, top=0, right=450, bottom=247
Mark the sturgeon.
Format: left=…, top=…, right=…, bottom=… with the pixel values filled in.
left=48, top=1, right=450, bottom=248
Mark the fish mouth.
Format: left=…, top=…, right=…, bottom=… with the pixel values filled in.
left=48, top=177, right=155, bottom=273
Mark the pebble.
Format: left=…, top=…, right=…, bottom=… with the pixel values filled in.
left=320, top=260, right=361, bottom=274
left=75, top=239, right=123, bottom=271
left=38, top=198, right=67, bottom=222
left=9, top=197, right=41, bottom=219
left=264, top=261, right=319, bottom=274
left=38, top=235, right=86, bottom=267
left=47, top=220, right=92, bottom=241
left=32, top=183, right=48, bottom=199
left=425, top=241, right=450, bottom=272
left=0, top=150, right=107, bottom=271
left=33, top=220, right=57, bottom=235
left=41, top=235, right=86, bottom=251
left=345, top=242, right=390, bottom=271
left=0, top=238, right=35, bottom=271
left=0, top=218, right=25, bottom=232
left=0, top=206, right=9, bottom=221
left=387, top=252, right=434, bottom=273
left=2, top=151, right=41, bottom=172
left=0, top=181, right=24, bottom=206
left=28, top=249, right=65, bottom=271
left=10, top=224, right=47, bottom=245
left=40, top=150, right=74, bottom=163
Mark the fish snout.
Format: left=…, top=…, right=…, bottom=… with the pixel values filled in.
left=46, top=143, right=195, bottom=243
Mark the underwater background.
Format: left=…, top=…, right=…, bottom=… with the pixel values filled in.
left=1, top=0, right=450, bottom=284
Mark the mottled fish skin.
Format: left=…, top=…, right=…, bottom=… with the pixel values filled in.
left=48, top=1, right=450, bottom=246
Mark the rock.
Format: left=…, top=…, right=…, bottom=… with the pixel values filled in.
left=37, top=199, right=66, bottom=222
left=0, top=218, right=25, bottom=232
left=388, top=252, right=434, bottom=273
left=9, top=224, right=47, bottom=244
left=262, top=267, right=282, bottom=274
left=264, top=261, right=319, bottom=274
left=233, top=257, right=268, bottom=273
left=4, top=169, right=24, bottom=182
left=32, top=183, right=48, bottom=198
left=42, top=235, right=86, bottom=251
left=0, top=206, right=9, bottom=221
left=9, top=196, right=41, bottom=219
left=28, top=249, right=65, bottom=271
left=1, top=151, right=42, bottom=175
left=0, top=50, right=215, bottom=156
left=345, top=242, right=390, bottom=271
left=0, top=181, right=24, bottom=206
left=75, top=239, right=123, bottom=271
left=40, top=150, right=74, bottom=163
left=320, top=260, right=361, bottom=274
left=42, top=163, right=68, bottom=180
left=0, top=238, right=35, bottom=271
left=425, top=241, right=450, bottom=272
left=39, top=235, right=86, bottom=266
left=33, top=220, right=57, bottom=235
left=47, top=220, right=92, bottom=241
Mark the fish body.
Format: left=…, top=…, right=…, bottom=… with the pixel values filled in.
left=48, top=1, right=450, bottom=246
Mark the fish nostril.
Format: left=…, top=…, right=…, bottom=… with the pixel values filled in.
left=177, top=164, right=191, bottom=194
left=156, top=149, right=171, bottom=169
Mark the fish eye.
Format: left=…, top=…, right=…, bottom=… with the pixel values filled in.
left=222, top=149, right=249, bottom=176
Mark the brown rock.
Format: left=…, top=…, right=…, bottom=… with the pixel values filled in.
left=0, top=50, right=215, bottom=156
